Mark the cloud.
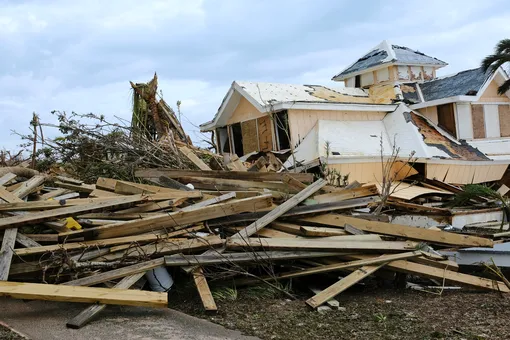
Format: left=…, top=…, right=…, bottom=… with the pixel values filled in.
left=0, top=0, right=509, bottom=151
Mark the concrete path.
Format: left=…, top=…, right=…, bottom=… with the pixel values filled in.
left=0, top=298, right=259, bottom=340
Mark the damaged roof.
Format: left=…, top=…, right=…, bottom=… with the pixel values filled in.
left=289, top=103, right=490, bottom=166
left=332, top=40, right=447, bottom=80
left=236, top=81, right=371, bottom=106
left=419, top=67, right=491, bottom=102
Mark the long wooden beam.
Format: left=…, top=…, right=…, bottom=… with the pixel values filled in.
left=135, top=168, right=314, bottom=183
left=347, top=254, right=509, bottom=292
left=298, top=214, right=493, bottom=248
left=226, top=238, right=417, bottom=252
left=59, top=195, right=272, bottom=240
left=0, top=195, right=146, bottom=230
left=0, top=281, right=167, bottom=308
left=164, top=251, right=345, bottom=266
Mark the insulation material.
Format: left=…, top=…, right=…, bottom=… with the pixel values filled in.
left=241, top=119, right=259, bottom=154
left=499, top=104, right=510, bottom=137
left=257, top=115, right=273, bottom=152
left=471, top=105, right=486, bottom=139
left=422, top=66, right=434, bottom=80
left=397, top=66, right=410, bottom=80
left=409, top=66, right=422, bottom=81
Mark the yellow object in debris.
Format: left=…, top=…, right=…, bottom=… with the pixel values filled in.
left=65, top=217, right=82, bottom=230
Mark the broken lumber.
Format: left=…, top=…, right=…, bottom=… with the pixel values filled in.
left=66, top=272, right=145, bottom=328
left=0, top=281, right=167, bottom=308
left=299, top=214, right=493, bottom=247
left=60, top=195, right=272, bottom=240
left=306, top=263, right=386, bottom=308
left=0, top=195, right=146, bottom=230
left=135, top=168, right=313, bottom=183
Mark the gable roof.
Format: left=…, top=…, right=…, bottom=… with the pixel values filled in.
left=200, top=81, right=396, bottom=131
left=332, top=40, right=447, bottom=81
left=419, top=67, right=491, bottom=102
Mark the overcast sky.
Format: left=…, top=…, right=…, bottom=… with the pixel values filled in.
left=1, top=0, right=510, bottom=150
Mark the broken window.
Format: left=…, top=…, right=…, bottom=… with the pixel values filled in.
left=437, top=103, right=457, bottom=138
left=216, top=127, right=230, bottom=153
left=274, top=110, right=291, bottom=150
left=230, top=123, right=244, bottom=156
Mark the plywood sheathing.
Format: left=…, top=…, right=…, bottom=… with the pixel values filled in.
left=327, top=161, right=417, bottom=184
left=479, top=80, right=510, bottom=103
left=499, top=104, right=510, bottom=137
left=257, top=115, right=273, bottom=152
left=408, top=111, right=489, bottom=161
left=471, top=105, right=486, bottom=139
left=241, top=119, right=259, bottom=154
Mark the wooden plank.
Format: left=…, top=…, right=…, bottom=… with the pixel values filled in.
left=347, top=254, right=509, bottom=292
left=113, top=180, right=184, bottom=195
left=386, top=200, right=450, bottom=215
left=179, top=146, right=211, bottom=171
left=0, top=184, right=25, bottom=281
left=300, top=226, right=347, bottom=237
left=15, top=233, right=42, bottom=248
left=100, top=236, right=224, bottom=261
left=206, top=196, right=378, bottom=227
left=14, top=226, right=204, bottom=256
left=0, top=173, right=16, bottom=186
left=135, top=168, right=314, bottom=183
left=299, top=214, right=493, bottom=248
left=0, top=229, right=17, bottom=280
left=0, top=281, right=167, bottom=308
left=192, top=268, right=217, bottom=311
left=39, top=188, right=70, bottom=200
left=66, top=273, right=145, bottom=329
left=12, top=175, right=47, bottom=198
left=95, top=177, right=117, bottom=191
left=62, top=258, right=165, bottom=286
left=158, top=176, right=193, bottom=191
left=55, top=176, right=83, bottom=185
left=60, top=195, right=272, bottom=240
left=312, top=185, right=378, bottom=204
left=226, top=238, right=417, bottom=252
left=233, top=179, right=327, bottom=240
left=270, top=222, right=305, bottom=235
left=0, top=195, right=146, bottom=230
left=259, top=252, right=421, bottom=281
left=306, top=264, right=385, bottom=308
left=54, top=181, right=95, bottom=193
left=164, top=251, right=343, bottom=266
left=344, top=223, right=366, bottom=235
left=176, top=176, right=297, bottom=193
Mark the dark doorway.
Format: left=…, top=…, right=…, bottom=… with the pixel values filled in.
left=274, top=110, right=291, bottom=150
left=231, top=123, right=244, bottom=156
left=437, top=103, right=457, bottom=138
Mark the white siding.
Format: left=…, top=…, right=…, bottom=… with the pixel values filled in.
left=376, top=68, right=390, bottom=82
left=484, top=104, right=500, bottom=138
left=422, top=66, right=434, bottom=80
left=345, top=77, right=355, bottom=87
left=456, top=103, right=473, bottom=139
left=361, top=72, right=374, bottom=87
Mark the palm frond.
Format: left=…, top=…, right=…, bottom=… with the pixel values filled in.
left=498, top=79, right=510, bottom=95
left=495, top=39, right=510, bottom=55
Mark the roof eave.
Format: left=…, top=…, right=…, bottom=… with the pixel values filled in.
left=332, top=61, right=448, bottom=81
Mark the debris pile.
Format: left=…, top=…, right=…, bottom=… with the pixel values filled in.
left=1, top=159, right=509, bottom=328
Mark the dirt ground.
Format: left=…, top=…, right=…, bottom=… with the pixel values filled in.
left=172, top=283, right=510, bottom=340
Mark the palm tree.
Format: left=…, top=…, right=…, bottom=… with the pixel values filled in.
left=481, top=39, right=510, bottom=95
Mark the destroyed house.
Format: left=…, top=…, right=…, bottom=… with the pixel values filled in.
left=200, top=40, right=510, bottom=184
